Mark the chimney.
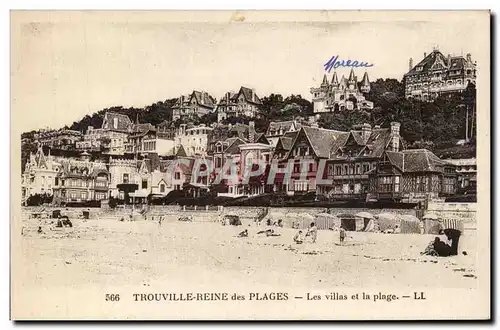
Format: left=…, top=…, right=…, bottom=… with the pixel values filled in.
left=390, top=122, right=401, bottom=152
left=251, top=89, right=256, bottom=102
left=249, top=121, right=255, bottom=143
left=409, top=58, right=413, bottom=71
left=447, top=54, right=451, bottom=66
left=361, top=123, right=371, bottom=142
left=466, top=53, right=472, bottom=62
left=424, top=52, right=427, bottom=58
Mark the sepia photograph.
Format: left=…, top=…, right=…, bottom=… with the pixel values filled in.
left=10, top=10, right=491, bottom=320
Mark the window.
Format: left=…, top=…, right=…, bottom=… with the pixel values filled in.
left=363, top=164, right=370, bottom=173
left=175, top=172, right=181, bottom=180
left=335, top=165, right=341, bottom=176
left=41, top=176, right=45, bottom=187
left=123, top=173, right=129, bottom=184
left=394, top=176, right=400, bottom=192
left=174, top=184, right=181, bottom=190
left=293, top=164, right=300, bottom=173
left=160, top=184, right=165, bottom=193
left=61, top=179, right=65, bottom=186
left=379, top=176, right=393, bottom=192
left=55, top=177, right=59, bottom=186
left=142, top=179, right=148, bottom=189
left=355, top=164, right=361, bottom=175
left=328, top=164, right=334, bottom=176
left=81, top=192, right=87, bottom=200
left=343, top=165, right=348, bottom=175
left=308, top=163, right=314, bottom=172
left=70, top=192, right=77, bottom=201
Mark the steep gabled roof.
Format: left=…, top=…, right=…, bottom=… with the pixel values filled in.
left=102, top=112, right=133, bottom=132
left=296, top=126, right=345, bottom=158
left=133, top=123, right=156, bottom=133
left=239, top=86, right=262, bottom=105
left=363, top=128, right=392, bottom=158
left=266, top=120, right=296, bottom=136
left=402, top=149, right=445, bottom=172
left=176, top=145, right=188, bottom=157
left=278, top=137, right=294, bottom=151
left=386, top=149, right=445, bottom=173
left=385, top=151, right=404, bottom=172
left=225, top=138, right=246, bottom=154
left=192, top=90, right=216, bottom=108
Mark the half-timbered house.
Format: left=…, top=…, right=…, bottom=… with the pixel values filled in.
left=368, top=149, right=458, bottom=203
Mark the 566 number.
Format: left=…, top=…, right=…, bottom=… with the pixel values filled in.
left=105, top=294, right=120, bottom=302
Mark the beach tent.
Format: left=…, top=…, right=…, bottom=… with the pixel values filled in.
left=286, top=212, right=314, bottom=229
left=355, top=212, right=375, bottom=231
left=376, top=213, right=401, bottom=232
left=356, top=211, right=374, bottom=219
left=400, top=215, right=421, bottom=234
left=423, top=218, right=442, bottom=234
left=442, top=218, right=465, bottom=233
left=336, top=213, right=358, bottom=231
left=315, top=213, right=341, bottom=230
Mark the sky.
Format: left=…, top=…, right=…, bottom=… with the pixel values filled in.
left=11, top=11, right=488, bottom=132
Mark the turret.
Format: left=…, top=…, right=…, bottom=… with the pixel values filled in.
left=321, top=74, right=329, bottom=87
left=331, top=72, right=339, bottom=86
left=360, top=71, right=370, bottom=93
left=339, top=75, right=347, bottom=90
left=347, top=68, right=356, bottom=90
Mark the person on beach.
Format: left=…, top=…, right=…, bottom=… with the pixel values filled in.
left=37, top=226, right=43, bottom=234
left=306, top=222, right=318, bottom=243
left=437, top=229, right=451, bottom=247
left=277, top=219, right=283, bottom=228
left=339, top=225, right=346, bottom=245
left=237, top=229, right=249, bottom=238
left=158, top=216, right=163, bottom=227
left=293, top=230, right=304, bottom=244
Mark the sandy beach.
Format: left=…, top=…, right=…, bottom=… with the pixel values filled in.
left=18, top=213, right=477, bottom=290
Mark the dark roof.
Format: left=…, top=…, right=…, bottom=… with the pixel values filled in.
left=240, top=87, right=262, bottom=105
left=362, top=128, right=392, bottom=158
left=386, top=149, right=445, bottom=173
left=218, top=87, right=262, bottom=106
left=300, top=126, right=345, bottom=158
left=385, top=151, right=404, bottom=172
left=102, top=112, right=133, bottom=132
left=405, top=50, right=470, bottom=77
left=192, top=91, right=216, bottom=108
left=266, top=120, right=296, bottom=136
left=176, top=145, right=188, bottom=157
left=361, top=71, right=370, bottom=86
left=133, top=123, right=156, bottom=133
left=279, top=137, right=294, bottom=151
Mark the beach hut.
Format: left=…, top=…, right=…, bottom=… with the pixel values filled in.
left=442, top=218, right=465, bottom=233
left=376, top=213, right=401, bottom=232
left=315, top=213, right=341, bottom=230
left=422, top=213, right=443, bottom=234
left=286, top=212, right=314, bottom=229
left=400, top=215, right=421, bottom=234
left=336, top=213, right=358, bottom=231
left=355, top=212, right=375, bottom=231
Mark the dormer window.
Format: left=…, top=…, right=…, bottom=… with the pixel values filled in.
left=416, top=66, right=423, bottom=72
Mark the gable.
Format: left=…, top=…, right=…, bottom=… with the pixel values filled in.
left=287, top=128, right=316, bottom=159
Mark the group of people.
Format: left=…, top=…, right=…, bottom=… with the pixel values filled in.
left=292, top=222, right=347, bottom=245
left=237, top=220, right=350, bottom=246
left=422, top=228, right=462, bottom=257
